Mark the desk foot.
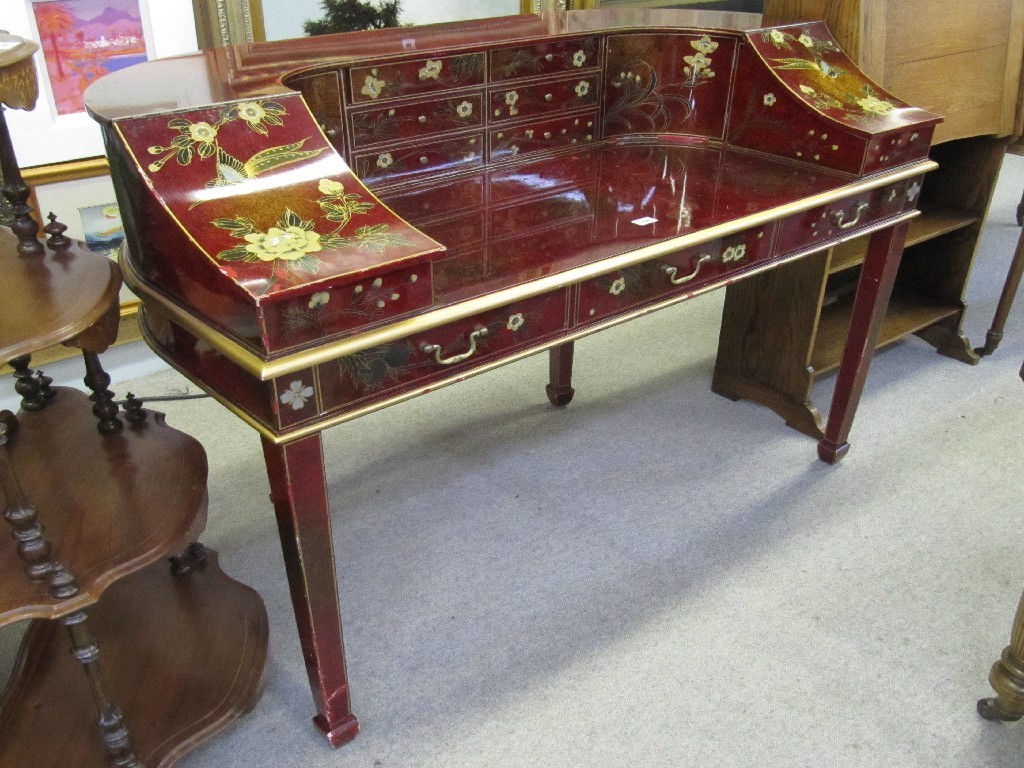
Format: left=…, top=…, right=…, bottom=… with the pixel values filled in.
left=816, top=439, right=849, bottom=464
left=978, top=697, right=1024, bottom=722
left=314, top=712, right=361, bottom=748
left=547, top=342, right=575, bottom=407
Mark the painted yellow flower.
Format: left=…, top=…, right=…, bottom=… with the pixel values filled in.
left=684, top=52, right=710, bottom=71
left=361, top=73, right=386, bottom=99
left=507, top=313, right=525, bottom=332
left=572, top=49, right=587, bottom=67
left=318, top=179, right=346, bottom=196
left=188, top=122, right=217, bottom=144
left=376, top=153, right=394, bottom=169
left=243, top=226, right=322, bottom=261
left=456, top=101, right=473, bottom=118
left=418, top=59, right=442, bottom=80
left=236, top=102, right=267, bottom=124
left=763, top=92, right=777, bottom=106
left=769, top=29, right=787, bottom=44
left=797, top=33, right=814, bottom=48
left=505, top=90, right=519, bottom=106
left=575, top=81, right=590, bottom=98
left=857, top=93, right=896, bottom=115
left=691, top=36, right=718, bottom=54
left=609, top=277, right=626, bottom=296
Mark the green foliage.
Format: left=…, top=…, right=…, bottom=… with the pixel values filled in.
left=303, top=0, right=403, bottom=36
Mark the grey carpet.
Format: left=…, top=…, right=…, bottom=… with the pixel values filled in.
left=5, top=154, right=1024, bottom=766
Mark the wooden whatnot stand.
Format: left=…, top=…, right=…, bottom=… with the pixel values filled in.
left=0, top=32, right=267, bottom=768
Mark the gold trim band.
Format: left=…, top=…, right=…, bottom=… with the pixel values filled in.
left=123, top=159, right=936, bottom=383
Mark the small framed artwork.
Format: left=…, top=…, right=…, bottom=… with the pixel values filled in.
left=24, top=158, right=137, bottom=311
left=5, top=0, right=199, bottom=167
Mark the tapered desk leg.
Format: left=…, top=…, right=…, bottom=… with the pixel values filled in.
left=979, top=589, right=1024, bottom=721
left=818, top=220, right=909, bottom=464
left=261, top=433, right=359, bottom=748
left=546, top=341, right=576, bottom=406
left=976, top=226, right=1024, bottom=357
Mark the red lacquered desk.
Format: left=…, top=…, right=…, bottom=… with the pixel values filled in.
left=86, top=10, right=940, bottom=746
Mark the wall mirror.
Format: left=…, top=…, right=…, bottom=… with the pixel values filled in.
left=192, top=0, right=763, bottom=46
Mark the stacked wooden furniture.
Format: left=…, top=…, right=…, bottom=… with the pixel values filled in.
left=0, top=33, right=267, bottom=767
left=86, top=10, right=941, bottom=746
left=712, top=0, right=1024, bottom=436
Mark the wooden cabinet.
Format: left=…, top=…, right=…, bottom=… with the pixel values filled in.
left=714, top=0, right=1024, bottom=437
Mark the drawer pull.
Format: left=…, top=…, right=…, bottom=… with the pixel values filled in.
left=662, top=253, right=711, bottom=285
left=421, top=326, right=489, bottom=365
left=833, top=201, right=869, bottom=230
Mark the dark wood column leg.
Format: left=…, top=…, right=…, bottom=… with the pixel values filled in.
left=261, top=433, right=359, bottom=748
left=976, top=226, right=1024, bottom=357
left=979, top=588, right=1024, bottom=721
left=818, top=220, right=910, bottom=464
left=546, top=341, right=575, bottom=406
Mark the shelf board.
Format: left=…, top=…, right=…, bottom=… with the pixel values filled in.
left=828, top=202, right=980, bottom=275
left=0, top=228, right=122, bottom=363
left=0, top=387, right=207, bottom=626
left=809, top=286, right=961, bottom=374
left=0, top=549, right=267, bottom=768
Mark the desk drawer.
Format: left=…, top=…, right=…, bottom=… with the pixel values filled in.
left=349, top=52, right=485, bottom=104
left=350, top=94, right=484, bottom=148
left=489, top=37, right=599, bottom=81
left=354, top=133, right=484, bottom=186
left=489, top=74, right=600, bottom=122
left=490, top=112, right=597, bottom=163
left=776, top=177, right=920, bottom=254
left=316, top=290, right=569, bottom=413
left=579, top=226, right=771, bottom=323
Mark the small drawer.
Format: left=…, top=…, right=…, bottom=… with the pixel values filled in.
left=776, top=178, right=921, bottom=255
left=380, top=174, right=485, bottom=222
left=353, top=134, right=485, bottom=186
left=490, top=112, right=598, bottom=163
left=417, top=211, right=486, bottom=251
left=349, top=52, right=486, bottom=104
left=489, top=74, right=600, bottom=122
left=262, top=264, right=433, bottom=353
left=316, top=290, right=570, bottom=413
left=579, top=227, right=772, bottom=323
left=863, top=128, right=934, bottom=174
left=489, top=37, right=599, bottom=82
left=350, top=93, right=484, bottom=148
left=489, top=186, right=595, bottom=239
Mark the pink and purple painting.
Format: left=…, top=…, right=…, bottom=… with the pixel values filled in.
left=31, top=0, right=148, bottom=115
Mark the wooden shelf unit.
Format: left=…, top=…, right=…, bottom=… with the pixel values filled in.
left=713, top=0, right=1022, bottom=436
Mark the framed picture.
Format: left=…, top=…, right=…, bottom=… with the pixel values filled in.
left=192, top=0, right=265, bottom=49
left=4, top=0, right=199, bottom=167
left=24, top=158, right=137, bottom=311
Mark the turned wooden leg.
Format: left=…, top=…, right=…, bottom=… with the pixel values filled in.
left=261, top=433, right=359, bottom=748
left=976, top=226, right=1024, bottom=357
left=546, top=341, right=575, bottom=406
left=979, top=589, right=1024, bottom=721
left=818, top=221, right=909, bottom=464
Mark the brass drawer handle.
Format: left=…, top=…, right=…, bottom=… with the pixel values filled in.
left=420, top=326, right=489, bottom=365
left=662, top=253, right=711, bottom=285
left=833, top=201, right=869, bottom=230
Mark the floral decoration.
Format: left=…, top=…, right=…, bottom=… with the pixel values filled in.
left=572, top=49, right=587, bottom=67
left=762, top=29, right=901, bottom=122
left=280, top=380, right=315, bottom=410
left=145, top=100, right=324, bottom=190
left=456, top=100, right=474, bottom=118
left=574, top=81, right=590, bottom=98
left=361, top=71, right=386, bottom=99
left=210, top=178, right=412, bottom=294
left=763, top=93, right=777, bottom=107
left=418, top=59, right=442, bottom=80
left=609, top=277, right=626, bottom=296
left=507, top=313, right=525, bottom=332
